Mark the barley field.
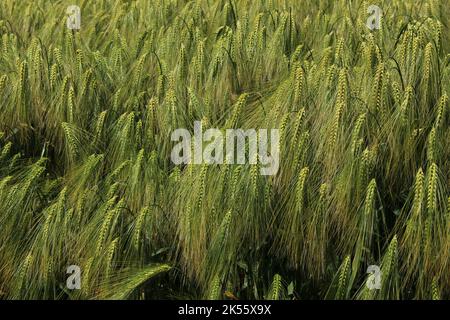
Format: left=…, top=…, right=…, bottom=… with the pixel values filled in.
left=0, top=0, right=449, bottom=300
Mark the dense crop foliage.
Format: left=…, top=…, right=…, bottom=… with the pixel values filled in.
left=0, top=0, right=449, bottom=300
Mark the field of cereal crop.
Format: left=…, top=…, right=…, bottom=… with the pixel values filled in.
left=0, top=0, right=448, bottom=300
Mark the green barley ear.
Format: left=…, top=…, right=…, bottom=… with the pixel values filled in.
left=93, top=111, right=107, bottom=144
left=105, top=238, right=119, bottom=279
left=106, top=160, right=131, bottom=186
left=65, top=29, right=74, bottom=54
left=402, top=168, right=425, bottom=275
left=2, top=33, right=8, bottom=56
left=165, top=76, right=177, bottom=119
left=42, top=187, right=67, bottom=241
left=15, top=252, right=33, bottom=296
left=18, top=60, right=28, bottom=98
left=291, top=45, right=303, bottom=64
left=447, top=195, right=450, bottom=230
left=219, top=163, right=230, bottom=196
left=334, top=37, right=344, bottom=63
left=230, top=166, right=242, bottom=202
left=61, top=122, right=79, bottom=160
left=279, top=113, right=290, bottom=154
left=80, top=68, right=93, bottom=99
left=187, top=88, right=200, bottom=118
left=336, top=68, right=347, bottom=106
left=178, top=45, right=187, bottom=81
left=328, top=69, right=348, bottom=150
left=412, top=35, right=419, bottom=67
left=431, top=277, right=440, bottom=300
left=81, top=257, right=94, bottom=297
left=49, top=64, right=58, bottom=90
left=351, top=113, right=366, bottom=156
left=364, top=179, right=377, bottom=217
left=0, top=141, right=12, bottom=161
left=250, top=161, right=259, bottom=195
left=329, top=101, right=344, bottom=149
left=206, top=275, right=222, bottom=300
left=202, top=209, right=233, bottom=286
left=96, top=198, right=122, bottom=254
left=423, top=43, right=433, bottom=87
left=426, top=128, right=436, bottom=163
left=21, top=159, right=46, bottom=193
left=353, top=179, right=378, bottom=271
left=227, top=93, right=248, bottom=128
left=293, top=63, right=304, bottom=107
left=113, top=89, right=121, bottom=112
left=0, top=74, right=7, bottom=93
left=118, top=112, right=135, bottom=156
left=0, top=176, right=12, bottom=196
left=336, top=255, right=351, bottom=300
left=194, top=39, right=205, bottom=82
left=413, top=168, right=425, bottom=216
left=426, top=163, right=438, bottom=213
left=296, top=167, right=309, bottom=213
left=378, top=235, right=399, bottom=299
left=268, top=274, right=283, bottom=300
left=53, top=47, right=62, bottom=66
left=362, top=41, right=372, bottom=71
left=434, top=93, right=448, bottom=129
left=76, top=49, right=83, bottom=73
left=32, top=44, right=41, bottom=76
left=156, top=74, right=165, bottom=100
left=326, top=64, right=337, bottom=89
left=112, top=47, right=122, bottom=71
left=278, top=166, right=309, bottom=263
left=8, top=152, right=20, bottom=168
left=135, top=120, right=143, bottom=147
left=292, top=108, right=306, bottom=146
left=146, top=97, right=158, bottom=137
left=170, top=167, right=181, bottom=184
left=383, top=235, right=398, bottom=276
left=391, top=81, right=401, bottom=106
left=134, top=31, right=149, bottom=58
left=135, top=53, right=147, bottom=83
left=130, top=148, right=145, bottom=187
left=433, top=21, right=442, bottom=52
left=357, top=235, right=399, bottom=300
left=44, top=257, right=53, bottom=284
left=107, top=264, right=171, bottom=300
left=59, top=75, right=70, bottom=116
left=133, top=206, right=150, bottom=250
left=67, top=86, right=75, bottom=123
left=106, top=182, right=120, bottom=200
left=264, top=182, right=272, bottom=209
left=400, top=86, right=413, bottom=125
left=371, top=62, right=384, bottom=114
